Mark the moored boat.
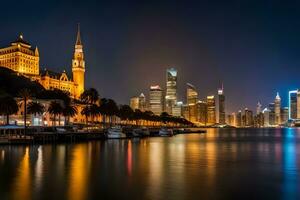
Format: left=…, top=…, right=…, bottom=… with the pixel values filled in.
left=107, top=127, right=127, bottom=139
left=159, top=128, right=173, bottom=137
left=132, top=127, right=150, bottom=137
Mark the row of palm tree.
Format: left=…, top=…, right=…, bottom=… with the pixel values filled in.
left=79, top=88, right=192, bottom=127
left=0, top=88, right=78, bottom=128
left=118, top=105, right=192, bottom=126
left=0, top=87, right=192, bottom=129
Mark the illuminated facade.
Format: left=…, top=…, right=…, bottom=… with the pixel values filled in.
left=187, top=83, right=198, bottom=105
left=274, top=92, right=281, bottom=125
left=149, top=85, right=163, bottom=115
left=218, top=85, right=225, bottom=124
left=0, top=26, right=85, bottom=99
left=206, top=95, right=216, bottom=125
left=186, top=83, right=198, bottom=123
left=197, top=101, right=207, bottom=125
left=289, top=90, right=298, bottom=120
left=138, top=93, right=146, bottom=111
left=129, top=93, right=147, bottom=111
left=165, top=68, right=177, bottom=114
left=172, top=101, right=183, bottom=117
left=244, top=108, right=253, bottom=127
left=130, top=96, right=140, bottom=111
left=0, top=34, right=39, bottom=76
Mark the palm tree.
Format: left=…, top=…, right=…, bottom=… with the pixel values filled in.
left=106, top=99, right=118, bottom=126
left=99, top=98, right=108, bottom=126
left=160, top=112, right=170, bottom=125
left=48, top=101, right=63, bottom=126
left=0, top=94, right=18, bottom=125
left=18, top=89, right=31, bottom=133
left=62, top=103, right=78, bottom=125
left=81, top=105, right=91, bottom=124
left=27, top=101, right=45, bottom=116
left=80, top=88, right=99, bottom=105
left=117, top=105, right=134, bottom=125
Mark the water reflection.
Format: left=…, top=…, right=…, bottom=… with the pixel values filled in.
left=282, top=128, right=298, bottom=200
left=12, top=147, right=31, bottom=200
left=68, top=144, right=91, bottom=200
left=1, top=129, right=300, bottom=200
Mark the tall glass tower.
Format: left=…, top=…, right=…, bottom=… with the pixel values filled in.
left=218, top=85, right=225, bottom=124
left=165, top=68, right=177, bottom=114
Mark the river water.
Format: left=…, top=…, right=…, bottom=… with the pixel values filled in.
left=0, top=128, right=299, bottom=200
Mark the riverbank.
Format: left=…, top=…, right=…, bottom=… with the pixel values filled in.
left=0, top=127, right=207, bottom=145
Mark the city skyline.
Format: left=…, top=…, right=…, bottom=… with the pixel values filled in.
left=1, top=1, right=300, bottom=113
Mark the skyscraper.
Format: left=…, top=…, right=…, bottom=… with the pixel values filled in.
left=227, top=113, right=236, bottom=127
left=197, top=101, right=207, bottom=125
left=281, top=107, right=289, bottom=124
left=187, top=83, right=198, bottom=105
left=186, top=83, right=198, bottom=122
left=172, top=101, right=183, bottom=117
left=289, top=90, right=298, bottom=119
left=138, top=93, right=146, bottom=111
left=130, top=96, right=139, bottom=111
left=262, top=108, right=271, bottom=127
left=207, top=95, right=216, bottom=125
left=218, top=85, right=225, bottom=124
left=244, top=108, right=253, bottom=127
left=236, top=110, right=242, bottom=127
left=165, top=68, right=177, bottom=114
left=268, top=103, right=275, bottom=125
left=256, top=102, right=262, bottom=115
left=149, top=85, right=163, bottom=115
left=274, top=92, right=281, bottom=125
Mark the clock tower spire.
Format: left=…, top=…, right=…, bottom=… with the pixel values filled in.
left=72, top=24, right=85, bottom=99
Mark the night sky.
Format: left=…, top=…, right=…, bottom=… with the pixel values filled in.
left=1, top=0, right=300, bottom=113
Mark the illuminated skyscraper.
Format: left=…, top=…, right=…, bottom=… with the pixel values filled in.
left=268, top=103, right=275, bottom=125
left=197, top=101, right=207, bottom=125
left=256, top=102, right=262, bottom=115
left=236, top=110, right=242, bottom=127
left=149, top=85, right=163, bottom=115
left=187, top=83, right=198, bottom=105
left=165, top=68, right=177, bottom=114
left=281, top=107, right=289, bottom=124
left=262, top=108, right=271, bottom=127
left=172, top=101, right=183, bottom=117
left=138, top=93, right=146, bottom=111
left=244, top=108, right=253, bottom=127
left=274, top=92, right=281, bottom=125
left=130, top=96, right=139, bottom=111
left=207, top=95, right=216, bottom=125
left=289, top=90, right=297, bottom=119
left=218, top=85, right=225, bottom=124
left=186, top=83, right=198, bottom=122
left=227, top=113, right=236, bottom=127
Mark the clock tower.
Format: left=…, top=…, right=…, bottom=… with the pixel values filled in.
left=72, top=24, right=85, bottom=99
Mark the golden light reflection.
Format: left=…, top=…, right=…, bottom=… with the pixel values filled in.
left=147, top=141, right=164, bottom=198
left=1, top=150, right=5, bottom=163
left=127, top=140, right=132, bottom=176
left=34, top=146, right=43, bottom=191
left=206, top=142, right=216, bottom=185
left=68, top=145, right=90, bottom=200
left=12, top=147, right=31, bottom=200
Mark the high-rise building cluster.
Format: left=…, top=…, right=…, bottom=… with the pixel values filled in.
left=227, top=92, right=289, bottom=127
left=129, top=68, right=225, bottom=125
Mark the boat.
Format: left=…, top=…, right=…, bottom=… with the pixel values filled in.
left=159, top=128, right=173, bottom=137
left=132, top=127, right=150, bottom=137
left=107, top=127, right=127, bottom=139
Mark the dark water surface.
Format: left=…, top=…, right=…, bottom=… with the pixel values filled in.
left=0, top=128, right=300, bottom=200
